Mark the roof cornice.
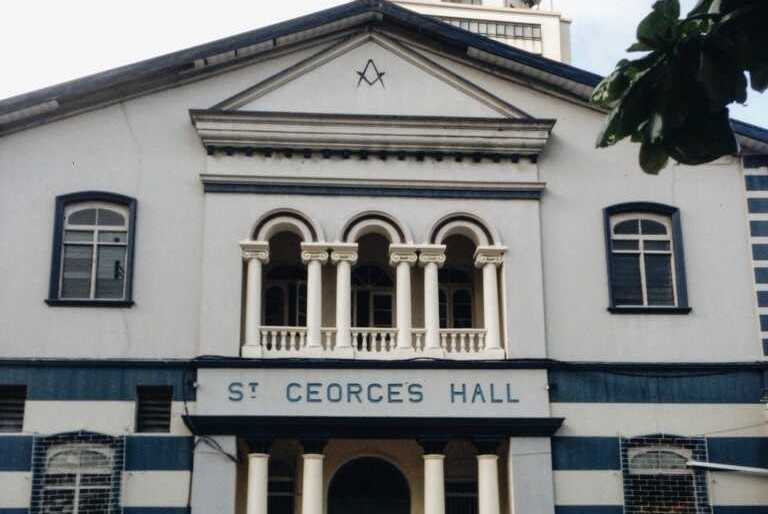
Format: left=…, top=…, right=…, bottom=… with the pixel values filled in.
left=190, top=110, right=556, bottom=157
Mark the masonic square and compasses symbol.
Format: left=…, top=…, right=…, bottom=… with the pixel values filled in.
left=356, top=59, right=386, bottom=88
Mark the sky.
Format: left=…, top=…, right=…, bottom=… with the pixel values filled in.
left=0, top=0, right=765, bottom=127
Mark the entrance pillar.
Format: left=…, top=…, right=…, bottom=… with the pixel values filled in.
left=477, top=453, right=501, bottom=514
left=301, top=443, right=326, bottom=514
left=474, top=247, right=506, bottom=357
left=246, top=452, right=269, bottom=514
left=423, top=453, right=446, bottom=514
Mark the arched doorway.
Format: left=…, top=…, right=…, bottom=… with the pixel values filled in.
left=328, top=457, right=410, bottom=514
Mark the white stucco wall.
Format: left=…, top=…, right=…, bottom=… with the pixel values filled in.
left=0, top=31, right=760, bottom=363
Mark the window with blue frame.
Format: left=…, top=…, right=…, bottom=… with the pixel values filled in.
left=604, top=203, right=690, bottom=314
left=46, top=192, right=137, bottom=307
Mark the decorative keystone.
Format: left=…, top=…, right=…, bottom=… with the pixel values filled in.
left=474, top=246, right=506, bottom=268
left=240, top=240, right=270, bottom=263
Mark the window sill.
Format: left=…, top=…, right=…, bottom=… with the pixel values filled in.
left=45, top=299, right=135, bottom=308
left=608, top=306, right=692, bottom=315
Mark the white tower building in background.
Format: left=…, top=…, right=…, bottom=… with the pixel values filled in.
left=393, top=0, right=571, bottom=62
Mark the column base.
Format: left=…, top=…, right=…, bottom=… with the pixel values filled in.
left=420, top=348, right=445, bottom=359
left=241, top=344, right=263, bottom=358
left=330, top=347, right=356, bottom=359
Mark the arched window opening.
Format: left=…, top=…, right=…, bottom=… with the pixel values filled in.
left=605, top=203, right=690, bottom=313
left=52, top=195, right=136, bottom=303
left=628, top=448, right=691, bottom=475
left=440, top=235, right=477, bottom=329
left=352, top=234, right=394, bottom=328
left=328, top=458, right=409, bottom=514
left=262, top=233, right=306, bottom=327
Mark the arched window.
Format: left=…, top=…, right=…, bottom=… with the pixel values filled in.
left=628, top=448, right=691, bottom=475
left=31, top=432, right=124, bottom=514
left=604, top=203, right=690, bottom=313
left=47, top=192, right=137, bottom=307
left=263, top=266, right=306, bottom=327
left=352, top=264, right=394, bottom=328
left=439, top=268, right=474, bottom=329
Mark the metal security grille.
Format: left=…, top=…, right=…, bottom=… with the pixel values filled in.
left=136, top=386, right=173, bottom=433
left=0, top=385, right=27, bottom=432
left=621, top=435, right=711, bottom=514
left=30, top=432, right=125, bottom=514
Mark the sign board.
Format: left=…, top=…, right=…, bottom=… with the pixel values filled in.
left=197, top=368, right=549, bottom=418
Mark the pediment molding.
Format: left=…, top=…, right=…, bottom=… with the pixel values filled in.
left=190, top=110, right=555, bottom=157
left=212, top=30, right=530, bottom=119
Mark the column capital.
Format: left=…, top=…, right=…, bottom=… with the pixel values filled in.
left=419, top=438, right=449, bottom=455
left=389, top=244, right=419, bottom=267
left=301, top=438, right=329, bottom=454
left=329, top=243, right=359, bottom=264
left=474, top=437, right=504, bottom=455
left=240, top=241, right=270, bottom=263
left=418, top=245, right=447, bottom=267
left=301, top=243, right=330, bottom=264
left=474, top=246, right=506, bottom=268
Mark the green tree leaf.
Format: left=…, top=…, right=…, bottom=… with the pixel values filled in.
left=640, top=140, right=670, bottom=174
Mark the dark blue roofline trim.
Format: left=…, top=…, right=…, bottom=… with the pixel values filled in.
left=0, top=0, right=763, bottom=143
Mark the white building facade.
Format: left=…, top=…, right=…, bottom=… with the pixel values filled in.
left=0, top=2, right=767, bottom=514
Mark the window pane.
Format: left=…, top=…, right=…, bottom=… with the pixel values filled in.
left=96, top=208, right=125, bottom=226
left=68, top=209, right=97, bottom=225
left=453, top=290, right=472, bottom=328
left=95, top=246, right=126, bottom=299
left=372, top=295, right=393, bottom=327
left=78, top=487, right=112, bottom=514
left=644, top=240, right=671, bottom=251
left=641, top=219, right=667, bottom=235
left=611, top=254, right=643, bottom=305
left=98, top=231, right=128, bottom=244
left=64, top=230, right=94, bottom=242
left=42, top=488, right=75, bottom=514
left=61, top=245, right=93, bottom=298
left=645, top=254, right=675, bottom=305
left=439, top=290, right=448, bottom=329
left=355, top=290, right=370, bottom=327
left=612, top=239, right=639, bottom=251
left=614, top=219, right=640, bottom=235
left=297, top=284, right=307, bottom=326
left=264, top=287, right=285, bottom=326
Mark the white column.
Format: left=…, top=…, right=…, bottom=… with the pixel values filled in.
left=419, top=245, right=446, bottom=356
left=390, top=245, right=418, bottom=353
left=423, top=454, right=446, bottom=514
left=331, top=244, right=358, bottom=357
left=240, top=241, right=270, bottom=358
left=246, top=452, right=269, bottom=514
left=475, top=247, right=506, bottom=356
left=301, top=244, right=329, bottom=351
left=478, top=454, right=501, bottom=514
left=301, top=453, right=325, bottom=514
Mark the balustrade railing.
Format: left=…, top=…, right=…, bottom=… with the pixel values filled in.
left=256, top=326, right=491, bottom=358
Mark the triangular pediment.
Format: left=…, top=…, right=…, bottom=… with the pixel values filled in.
left=212, top=32, right=529, bottom=119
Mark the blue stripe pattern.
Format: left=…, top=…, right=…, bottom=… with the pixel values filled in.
left=0, top=510, right=29, bottom=514
left=124, top=509, right=191, bottom=514
left=555, top=508, right=622, bottom=514
left=125, top=436, right=194, bottom=471
left=549, top=370, right=765, bottom=404
left=0, top=366, right=194, bottom=401
left=755, top=269, right=768, bottom=283
left=752, top=222, right=768, bottom=237
left=552, top=437, right=620, bottom=470
left=708, top=438, right=768, bottom=468
left=753, top=244, right=768, bottom=260
left=746, top=176, right=768, bottom=191
left=749, top=199, right=768, bottom=213
left=0, top=436, right=32, bottom=471
left=0, top=436, right=193, bottom=472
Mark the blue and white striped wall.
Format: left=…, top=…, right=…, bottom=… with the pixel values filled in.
left=744, top=156, right=768, bottom=357
left=549, top=369, right=768, bottom=514
left=0, top=364, right=195, bottom=514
